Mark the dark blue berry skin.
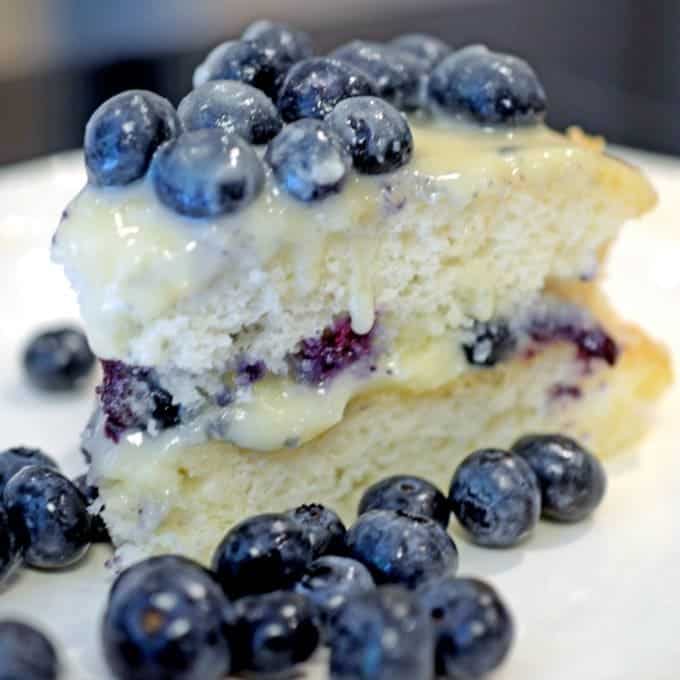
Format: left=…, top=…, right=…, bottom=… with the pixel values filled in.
left=418, top=576, right=514, bottom=679
left=326, top=97, right=413, bottom=175
left=285, top=503, right=347, bottom=558
left=428, top=45, right=547, bottom=125
left=178, top=81, right=282, bottom=145
left=23, top=327, right=95, bottom=392
left=151, top=129, right=265, bottom=218
left=265, top=119, right=351, bottom=202
left=449, top=449, right=541, bottom=547
left=230, top=591, right=319, bottom=674
left=103, top=555, right=231, bottom=680
left=277, top=57, right=377, bottom=122
left=212, top=513, right=313, bottom=598
left=462, top=319, right=516, bottom=367
left=85, top=90, right=180, bottom=186
left=242, top=20, right=314, bottom=65
left=511, top=434, right=607, bottom=522
left=358, top=475, right=450, bottom=528
left=328, top=586, right=434, bottom=680
left=73, top=474, right=110, bottom=544
left=0, top=505, right=23, bottom=585
left=345, top=510, right=458, bottom=589
left=0, top=620, right=59, bottom=680
left=330, top=40, right=428, bottom=110
left=391, top=33, right=452, bottom=69
left=3, top=466, right=91, bottom=569
left=0, top=447, right=58, bottom=497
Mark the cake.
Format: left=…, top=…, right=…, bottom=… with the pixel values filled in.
left=51, top=27, right=671, bottom=564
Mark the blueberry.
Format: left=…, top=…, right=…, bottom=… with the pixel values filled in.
left=326, top=96, right=413, bottom=175
left=0, top=620, right=58, bottom=680
left=102, top=555, right=231, bottom=680
left=391, top=33, right=452, bottom=69
left=3, top=466, right=91, bottom=569
left=23, top=327, right=95, bottom=392
left=277, top=57, right=376, bottom=122
left=511, top=434, right=607, bottom=522
left=358, top=475, right=450, bottom=528
left=84, top=90, right=180, bottom=186
left=242, top=20, right=314, bottom=65
left=285, top=503, right=347, bottom=558
left=178, top=80, right=282, bottom=145
left=330, top=40, right=428, bottom=110
left=265, top=119, right=351, bottom=202
left=345, top=509, right=458, bottom=589
left=212, top=513, right=312, bottom=597
left=0, top=447, right=58, bottom=496
left=73, top=474, right=110, bottom=543
left=230, top=591, right=319, bottom=673
left=328, top=586, right=434, bottom=680
left=428, top=45, right=547, bottom=125
left=418, top=576, right=514, bottom=678
left=449, top=449, right=541, bottom=547
left=462, top=319, right=517, bottom=367
left=0, top=505, right=23, bottom=585
left=151, top=129, right=265, bottom=218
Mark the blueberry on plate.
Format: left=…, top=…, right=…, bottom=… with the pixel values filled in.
left=178, top=80, right=282, bottom=145
left=151, top=129, right=265, bottom=218
left=265, top=119, right=351, bottom=202
left=328, top=586, right=434, bottom=680
left=3, top=466, right=91, bottom=569
left=0, top=620, right=59, bottom=680
left=0, top=446, right=58, bottom=496
left=462, top=319, right=517, bottom=367
left=428, top=44, right=547, bottom=125
left=326, top=96, right=413, bottom=174
left=418, top=576, right=514, bottom=679
left=358, top=474, right=450, bottom=528
left=23, top=327, right=95, bottom=392
left=102, top=555, right=231, bottom=680
left=230, top=591, right=319, bottom=674
left=212, top=513, right=312, bottom=597
left=73, top=474, right=110, bottom=543
left=449, top=448, right=541, bottom=547
left=0, top=505, right=23, bottom=585
left=242, top=19, right=314, bottom=65
left=511, top=433, right=607, bottom=522
left=330, top=40, right=428, bottom=110
left=85, top=90, right=180, bottom=186
left=285, top=503, right=347, bottom=558
left=345, top=509, right=458, bottom=589
left=277, top=57, right=377, bottom=122
left=390, top=33, right=452, bottom=69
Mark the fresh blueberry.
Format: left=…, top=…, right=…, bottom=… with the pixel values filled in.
left=151, top=129, right=265, bottom=218
left=0, top=505, right=23, bottom=585
left=265, top=119, right=351, bottom=202
left=358, top=475, right=450, bottom=528
left=330, top=40, right=428, bottom=110
left=3, top=466, right=91, bottom=568
left=23, top=326, right=95, bottom=392
left=84, top=90, right=180, bottom=186
left=0, top=447, right=58, bottom=496
left=103, top=555, right=231, bottom=680
left=328, top=586, right=434, bottom=680
left=212, top=513, right=313, bottom=597
left=418, top=576, right=514, bottom=678
left=73, top=474, right=110, bottom=543
left=326, top=96, right=413, bottom=174
left=178, top=80, right=282, bottom=145
left=0, top=620, right=58, bottom=680
left=277, top=57, right=376, bottom=122
left=193, top=39, right=288, bottom=100
left=242, top=20, right=314, bottom=65
left=345, top=509, right=458, bottom=589
left=391, top=33, right=452, bottom=68
left=230, top=591, right=319, bottom=673
left=286, top=503, right=347, bottom=558
left=462, top=319, right=517, bottom=367
left=428, top=44, right=547, bottom=125
left=449, top=449, right=541, bottom=547
left=511, top=434, right=607, bottom=522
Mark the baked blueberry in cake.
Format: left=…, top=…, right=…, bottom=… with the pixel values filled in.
left=52, top=23, right=671, bottom=563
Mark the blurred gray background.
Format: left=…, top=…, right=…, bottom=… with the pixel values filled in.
left=1, top=0, right=679, bottom=164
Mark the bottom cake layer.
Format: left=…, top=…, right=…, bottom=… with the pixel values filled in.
left=90, top=286, right=671, bottom=565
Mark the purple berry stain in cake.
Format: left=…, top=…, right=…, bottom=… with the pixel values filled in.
left=235, top=360, right=267, bottom=386
left=549, top=383, right=583, bottom=401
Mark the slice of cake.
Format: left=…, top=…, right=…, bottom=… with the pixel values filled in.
left=51, top=27, right=671, bottom=563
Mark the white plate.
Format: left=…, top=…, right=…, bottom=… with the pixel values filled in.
left=0, top=149, right=679, bottom=680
